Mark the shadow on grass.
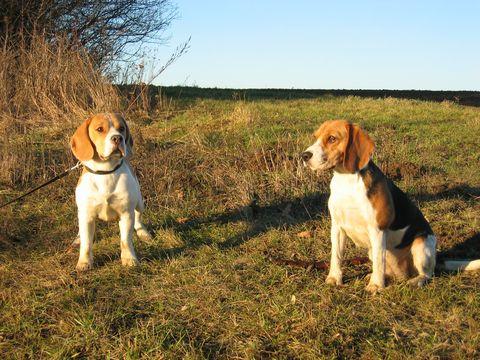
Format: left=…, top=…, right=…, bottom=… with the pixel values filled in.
left=434, top=232, right=480, bottom=278
left=139, top=185, right=477, bottom=288
left=438, top=232, right=480, bottom=260
left=0, top=211, right=50, bottom=253
left=141, top=192, right=329, bottom=262
left=414, top=184, right=480, bottom=202
left=414, top=184, right=480, bottom=271
left=142, top=181, right=479, bottom=250
left=85, top=183, right=480, bottom=273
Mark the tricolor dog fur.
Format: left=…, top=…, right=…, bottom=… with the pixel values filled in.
left=70, top=113, right=151, bottom=271
left=302, top=120, right=480, bottom=292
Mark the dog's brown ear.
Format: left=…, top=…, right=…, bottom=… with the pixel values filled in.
left=70, top=117, right=94, bottom=161
left=127, top=124, right=133, bottom=155
left=343, top=123, right=374, bottom=172
left=123, top=117, right=133, bottom=157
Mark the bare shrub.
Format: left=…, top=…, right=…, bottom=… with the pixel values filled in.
left=1, top=0, right=177, bottom=67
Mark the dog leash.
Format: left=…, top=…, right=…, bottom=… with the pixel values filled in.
left=0, top=162, right=81, bottom=209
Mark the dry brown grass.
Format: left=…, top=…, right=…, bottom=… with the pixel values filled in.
left=0, top=35, right=120, bottom=187
left=0, top=35, right=119, bottom=126
left=0, top=52, right=480, bottom=357
left=1, top=95, right=480, bottom=358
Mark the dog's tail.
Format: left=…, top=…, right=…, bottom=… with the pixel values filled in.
left=437, top=259, right=480, bottom=272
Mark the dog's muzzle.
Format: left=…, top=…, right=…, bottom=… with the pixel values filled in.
left=110, top=135, right=126, bottom=156
left=111, top=135, right=122, bottom=145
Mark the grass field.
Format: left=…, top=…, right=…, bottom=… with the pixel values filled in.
left=1, top=94, right=479, bottom=358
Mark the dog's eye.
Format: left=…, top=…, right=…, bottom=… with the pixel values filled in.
left=118, top=126, right=125, bottom=132
left=328, top=135, right=336, bottom=143
left=96, top=127, right=104, bottom=132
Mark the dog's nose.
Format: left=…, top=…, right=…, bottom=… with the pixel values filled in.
left=111, top=135, right=122, bottom=144
left=301, top=151, right=313, bottom=162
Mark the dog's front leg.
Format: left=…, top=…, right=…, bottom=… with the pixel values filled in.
left=119, top=210, right=139, bottom=267
left=76, top=211, right=95, bottom=271
left=326, top=219, right=346, bottom=286
left=366, top=228, right=386, bottom=293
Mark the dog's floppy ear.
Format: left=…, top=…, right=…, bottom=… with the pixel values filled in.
left=70, top=117, right=94, bottom=161
left=123, top=117, right=134, bottom=157
left=343, top=123, right=374, bottom=172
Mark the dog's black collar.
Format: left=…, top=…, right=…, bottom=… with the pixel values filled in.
left=84, top=160, right=124, bottom=175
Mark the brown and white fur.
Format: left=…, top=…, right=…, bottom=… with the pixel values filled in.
left=302, top=120, right=480, bottom=292
left=70, top=113, right=151, bottom=271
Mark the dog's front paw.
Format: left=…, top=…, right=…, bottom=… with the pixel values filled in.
left=325, top=275, right=343, bottom=286
left=66, top=236, right=81, bottom=254
left=76, top=261, right=93, bottom=272
left=121, top=257, right=139, bottom=267
left=365, top=283, right=382, bottom=293
left=365, top=280, right=385, bottom=293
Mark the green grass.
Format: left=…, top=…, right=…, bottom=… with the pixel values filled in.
left=1, top=95, right=480, bottom=358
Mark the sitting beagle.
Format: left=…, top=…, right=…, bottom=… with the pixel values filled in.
left=70, top=113, right=151, bottom=271
left=302, top=120, right=480, bottom=292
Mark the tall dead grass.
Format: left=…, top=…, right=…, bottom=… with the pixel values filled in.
left=0, top=35, right=120, bottom=126
left=0, top=35, right=120, bottom=187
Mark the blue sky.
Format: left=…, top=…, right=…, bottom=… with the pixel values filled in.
left=153, top=0, right=480, bottom=90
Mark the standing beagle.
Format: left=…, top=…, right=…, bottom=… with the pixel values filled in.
left=70, top=113, right=151, bottom=271
left=302, top=120, right=480, bottom=292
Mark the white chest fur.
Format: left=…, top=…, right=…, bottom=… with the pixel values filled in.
left=328, top=171, right=375, bottom=249
left=76, top=163, right=141, bottom=221
left=328, top=171, right=409, bottom=250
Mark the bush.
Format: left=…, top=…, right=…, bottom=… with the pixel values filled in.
left=0, top=0, right=177, bottom=67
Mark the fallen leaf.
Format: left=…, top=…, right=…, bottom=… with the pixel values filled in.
left=296, top=230, right=312, bottom=238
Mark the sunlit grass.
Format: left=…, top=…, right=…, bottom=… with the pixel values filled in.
left=1, top=95, right=479, bottom=358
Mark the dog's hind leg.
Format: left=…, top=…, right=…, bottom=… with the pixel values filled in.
left=134, top=209, right=152, bottom=242
left=408, top=235, right=436, bottom=287
left=72, top=232, right=81, bottom=246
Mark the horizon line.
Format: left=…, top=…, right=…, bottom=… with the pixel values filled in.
left=150, top=85, right=480, bottom=92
